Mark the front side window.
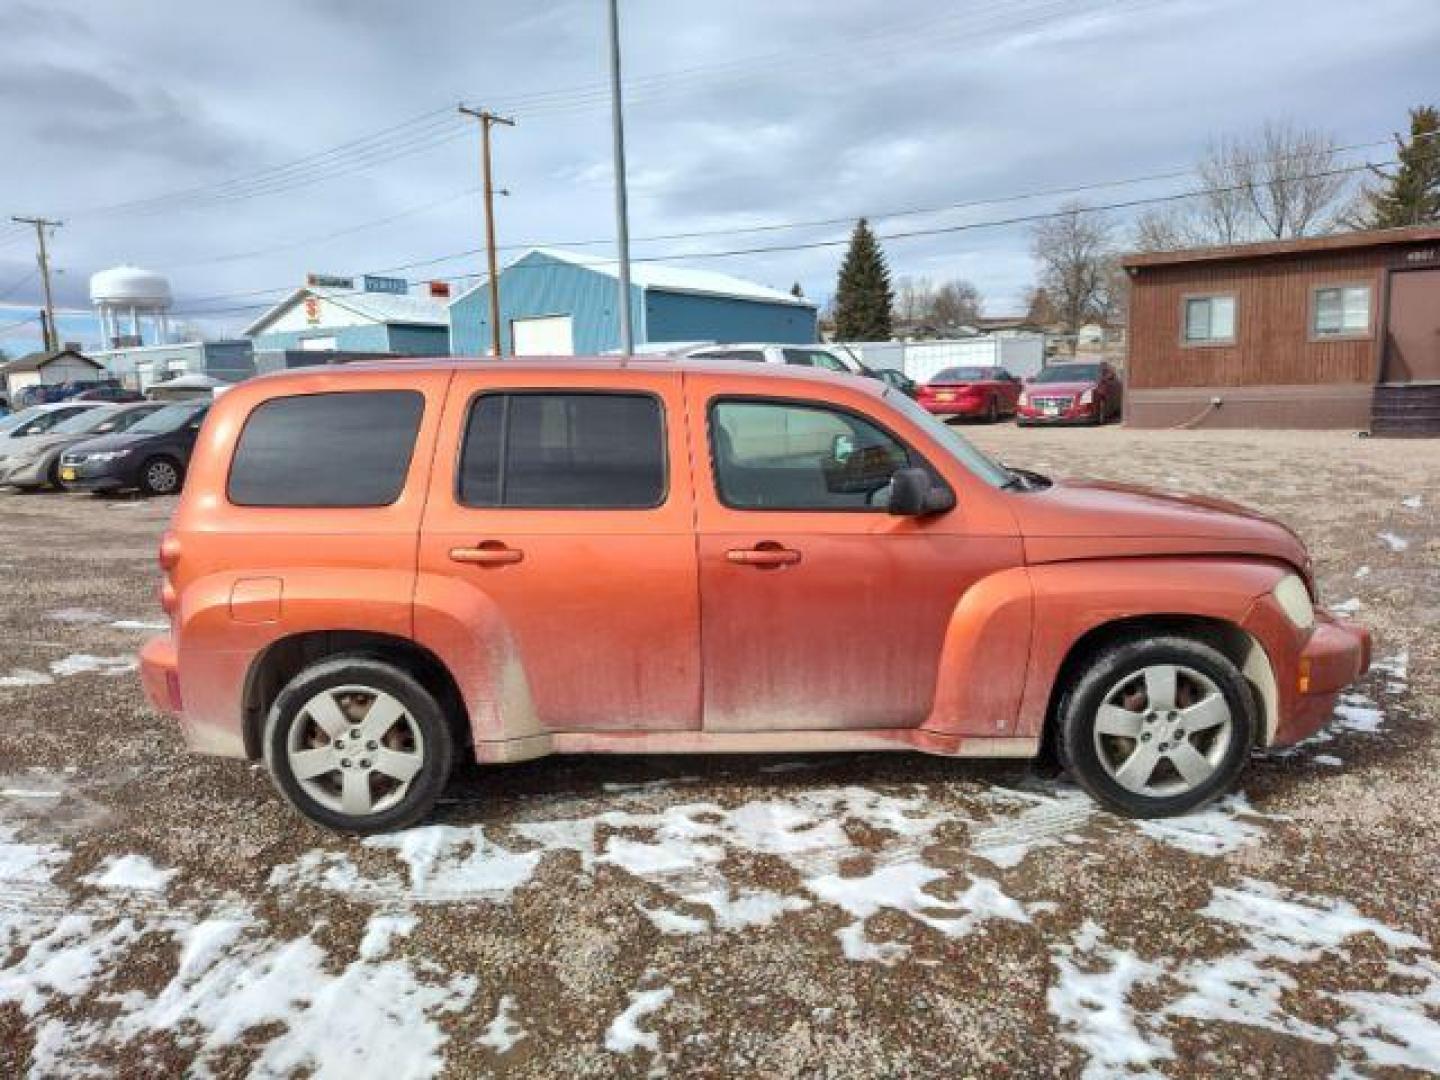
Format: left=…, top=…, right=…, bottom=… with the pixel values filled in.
left=709, top=399, right=912, bottom=510
left=1183, top=295, right=1237, bottom=344
left=459, top=392, right=666, bottom=509
left=1313, top=285, right=1371, bottom=337
left=228, top=391, right=422, bottom=507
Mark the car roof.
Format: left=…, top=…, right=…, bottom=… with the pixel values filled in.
left=252, top=355, right=876, bottom=385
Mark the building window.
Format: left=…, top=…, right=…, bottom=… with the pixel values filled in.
left=1182, top=295, right=1237, bottom=344
left=1312, top=285, right=1371, bottom=338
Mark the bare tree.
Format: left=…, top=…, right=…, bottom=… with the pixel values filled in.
left=1031, top=202, right=1116, bottom=350
left=1131, top=206, right=1191, bottom=252
left=893, top=276, right=935, bottom=326
left=929, top=280, right=982, bottom=328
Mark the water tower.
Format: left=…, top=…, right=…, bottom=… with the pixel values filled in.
left=90, top=265, right=173, bottom=348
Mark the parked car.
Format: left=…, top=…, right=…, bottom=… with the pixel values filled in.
left=1016, top=362, right=1124, bottom=425
left=59, top=400, right=209, bottom=496
left=73, top=385, right=145, bottom=403
left=871, top=367, right=920, bottom=398
left=139, top=358, right=1369, bottom=834
left=685, top=342, right=869, bottom=376
left=916, top=366, right=1022, bottom=422
left=0, top=402, right=163, bottom=490
left=13, top=380, right=124, bottom=408
left=0, top=402, right=104, bottom=460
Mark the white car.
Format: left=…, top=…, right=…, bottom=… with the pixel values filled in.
left=682, top=342, right=867, bottom=375
left=0, top=402, right=104, bottom=459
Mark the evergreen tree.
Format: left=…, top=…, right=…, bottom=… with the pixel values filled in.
left=832, top=219, right=893, bottom=341
left=1359, top=106, right=1440, bottom=228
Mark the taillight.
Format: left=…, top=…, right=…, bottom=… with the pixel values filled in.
left=160, top=580, right=178, bottom=615
left=159, top=532, right=181, bottom=571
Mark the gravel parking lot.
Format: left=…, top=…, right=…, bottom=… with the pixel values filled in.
left=1, top=424, right=1437, bottom=1078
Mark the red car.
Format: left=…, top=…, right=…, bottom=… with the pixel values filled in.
left=916, top=366, right=1022, bottom=422
left=1016, top=362, right=1123, bottom=425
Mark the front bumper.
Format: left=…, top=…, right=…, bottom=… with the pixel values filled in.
left=1272, top=611, right=1372, bottom=746
left=57, top=458, right=135, bottom=491
left=1016, top=401, right=1096, bottom=424
left=0, top=457, right=48, bottom=487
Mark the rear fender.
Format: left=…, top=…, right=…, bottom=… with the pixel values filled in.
left=411, top=572, right=540, bottom=749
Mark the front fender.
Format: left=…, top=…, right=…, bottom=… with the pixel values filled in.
left=1013, top=557, right=1291, bottom=736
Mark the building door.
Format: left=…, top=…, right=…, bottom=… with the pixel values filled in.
left=1385, top=268, right=1440, bottom=383
left=511, top=315, right=574, bottom=356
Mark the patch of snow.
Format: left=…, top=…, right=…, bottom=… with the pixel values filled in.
left=0, top=668, right=52, bottom=688
left=480, top=993, right=525, bottom=1054
left=1378, top=531, right=1410, bottom=552
left=0, top=915, right=142, bottom=1016
left=47, top=608, right=110, bottom=624
left=83, top=854, right=178, bottom=893
left=1333, top=695, right=1385, bottom=734
left=358, top=914, right=417, bottom=961
left=1132, top=793, right=1270, bottom=857
left=604, top=985, right=673, bottom=1054
left=638, top=905, right=708, bottom=935
left=110, top=619, right=169, bottom=631
left=1313, top=754, right=1344, bottom=767
left=1401, top=495, right=1423, bottom=509
left=1329, top=597, right=1361, bottom=615
left=49, top=654, right=137, bottom=677
left=1354, top=565, right=1371, bottom=579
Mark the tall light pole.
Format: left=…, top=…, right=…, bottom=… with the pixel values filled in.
left=12, top=215, right=61, bottom=353
left=458, top=105, right=514, bottom=357
left=606, top=0, right=634, bottom=355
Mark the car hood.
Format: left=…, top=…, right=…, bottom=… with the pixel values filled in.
left=1023, top=381, right=1094, bottom=395
left=2, top=431, right=95, bottom=456
left=1010, top=479, right=1310, bottom=573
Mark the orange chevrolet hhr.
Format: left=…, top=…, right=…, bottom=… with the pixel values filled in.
left=140, top=359, right=1369, bottom=833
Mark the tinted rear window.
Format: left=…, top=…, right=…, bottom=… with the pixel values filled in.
left=228, top=391, right=423, bottom=507
left=459, top=392, right=665, bottom=508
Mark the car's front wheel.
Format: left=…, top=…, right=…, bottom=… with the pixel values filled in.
left=1059, top=635, right=1255, bottom=817
left=263, top=657, right=455, bottom=834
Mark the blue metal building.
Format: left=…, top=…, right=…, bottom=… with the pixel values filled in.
left=448, top=248, right=817, bottom=356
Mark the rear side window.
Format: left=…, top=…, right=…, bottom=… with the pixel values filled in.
left=459, top=392, right=665, bottom=509
left=228, top=391, right=423, bottom=507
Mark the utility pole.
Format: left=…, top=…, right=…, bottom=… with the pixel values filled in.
left=458, top=105, right=514, bottom=357
left=606, top=0, right=634, bottom=355
left=12, top=216, right=61, bottom=353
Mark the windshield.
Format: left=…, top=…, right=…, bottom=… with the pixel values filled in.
left=933, top=367, right=991, bottom=382
left=884, top=389, right=1013, bottom=489
left=0, top=408, right=40, bottom=433
left=130, top=402, right=206, bottom=434
left=1033, top=363, right=1100, bottom=383
left=51, top=407, right=120, bottom=435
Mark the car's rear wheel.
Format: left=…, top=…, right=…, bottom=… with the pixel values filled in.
left=264, top=657, right=454, bottom=834
left=985, top=397, right=1000, bottom=423
left=139, top=456, right=182, bottom=496
left=1059, top=635, right=1255, bottom=817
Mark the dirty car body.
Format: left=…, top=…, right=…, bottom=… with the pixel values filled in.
left=139, top=359, right=1369, bottom=833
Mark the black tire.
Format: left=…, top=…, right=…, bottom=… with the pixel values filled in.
left=263, top=656, right=455, bottom=834
left=986, top=397, right=1000, bottom=423
left=139, top=455, right=183, bottom=497
left=1058, top=635, right=1255, bottom=818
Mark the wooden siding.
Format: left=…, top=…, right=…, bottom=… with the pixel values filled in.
left=1126, top=249, right=1393, bottom=390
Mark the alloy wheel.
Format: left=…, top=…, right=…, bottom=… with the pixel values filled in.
left=146, top=460, right=179, bottom=494
left=285, top=685, right=426, bottom=817
left=1091, top=663, right=1233, bottom=797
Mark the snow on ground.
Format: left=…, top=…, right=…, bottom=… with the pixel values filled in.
left=1048, top=879, right=1440, bottom=1076
left=1378, top=531, right=1410, bottom=552
left=1, top=653, right=1429, bottom=1074
left=0, top=653, right=136, bottom=687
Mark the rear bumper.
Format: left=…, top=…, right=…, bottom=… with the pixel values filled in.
left=139, top=634, right=181, bottom=715
left=921, top=397, right=987, bottom=417
left=1271, top=612, right=1372, bottom=746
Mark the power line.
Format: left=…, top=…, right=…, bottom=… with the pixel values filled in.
left=170, top=154, right=1400, bottom=319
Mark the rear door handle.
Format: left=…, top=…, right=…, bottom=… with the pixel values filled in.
left=726, top=545, right=801, bottom=567
left=450, top=541, right=524, bottom=566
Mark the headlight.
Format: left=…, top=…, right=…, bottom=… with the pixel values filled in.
left=1018, top=392, right=1030, bottom=406
left=1273, top=573, right=1315, bottom=629
left=1079, top=389, right=1094, bottom=405
left=86, top=449, right=131, bottom=463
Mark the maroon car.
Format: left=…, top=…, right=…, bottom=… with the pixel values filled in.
left=1016, top=362, right=1123, bottom=425
left=916, top=366, right=1022, bottom=422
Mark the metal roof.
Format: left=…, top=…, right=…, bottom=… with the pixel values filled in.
left=450, top=247, right=816, bottom=309
left=243, top=286, right=449, bottom=337
left=1122, top=225, right=1440, bottom=269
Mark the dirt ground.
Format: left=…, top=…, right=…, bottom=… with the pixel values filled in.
left=1, top=425, right=1436, bottom=1078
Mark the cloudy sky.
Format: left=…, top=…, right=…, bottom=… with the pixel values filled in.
left=1, top=0, right=1436, bottom=352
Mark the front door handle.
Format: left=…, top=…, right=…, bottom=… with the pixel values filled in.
left=450, top=541, right=524, bottom=566
left=726, top=544, right=801, bottom=568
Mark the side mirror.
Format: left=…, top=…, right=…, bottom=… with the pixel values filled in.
left=888, top=467, right=955, bottom=517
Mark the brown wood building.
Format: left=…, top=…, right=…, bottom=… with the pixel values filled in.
left=1121, top=227, right=1440, bottom=433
